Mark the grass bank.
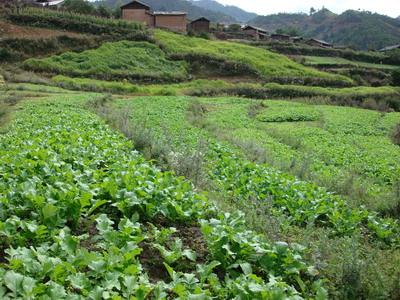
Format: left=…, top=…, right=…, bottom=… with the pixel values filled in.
left=24, top=41, right=189, bottom=83
left=155, top=30, right=353, bottom=87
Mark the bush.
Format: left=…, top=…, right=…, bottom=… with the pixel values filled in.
left=392, top=68, right=400, bottom=86
left=392, top=124, right=400, bottom=146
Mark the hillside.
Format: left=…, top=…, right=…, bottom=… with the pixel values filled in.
left=190, top=0, right=257, bottom=23
left=250, top=9, right=400, bottom=50
left=154, top=30, right=352, bottom=85
left=95, top=0, right=236, bottom=22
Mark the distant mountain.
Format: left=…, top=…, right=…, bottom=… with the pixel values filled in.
left=190, top=0, right=257, bottom=23
left=95, top=0, right=236, bottom=23
left=250, top=9, right=400, bottom=50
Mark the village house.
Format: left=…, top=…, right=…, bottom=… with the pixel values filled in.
left=242, top=25, right=268, bottom=40
left=306, top=38, right=333, bottom=48
left=270, top=33, right=291, bottom=42
left=188, top=17, right=210, bottom=33
left=121, top=0, right=187, bottom=33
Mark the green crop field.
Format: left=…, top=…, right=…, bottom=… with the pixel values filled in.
left=23, top=41, right=188, bottom=82
left=300, top=55, right=398, bottom=70
left=111, top=94, right=400, bottom=298
left=0, top=87, right=333, bottom=299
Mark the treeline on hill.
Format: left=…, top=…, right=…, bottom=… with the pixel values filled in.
left=255, top=41, right=400, bottom=65
left=249, top=8, right=400, bottom=50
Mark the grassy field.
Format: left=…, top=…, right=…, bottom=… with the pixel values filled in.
left=300, top=55, right=398, bottom=70
left=23, top=41, right=188, bottom=82
left=109, top=94, right=400, bottom=299
left=154, top=30, right=353, bottom=86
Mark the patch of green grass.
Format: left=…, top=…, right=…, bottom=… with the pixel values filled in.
left=24, top=41, right=188, bottom=82
left=155, top=30, right=353, bottom=86
left=301, top=56, right=398, bottom=70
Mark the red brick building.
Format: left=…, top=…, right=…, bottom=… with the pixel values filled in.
left=121, top=0, right=187, bottom=33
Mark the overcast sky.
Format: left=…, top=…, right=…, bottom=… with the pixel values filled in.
left=214, top=0, right=400, bottom=18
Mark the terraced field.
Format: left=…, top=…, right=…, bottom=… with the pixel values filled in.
left=155, top=30, right=352, bottom=86
left=1, top=9, right=400, bottom=298
left=300, top=56, right=398, bottom=70
left=23, top=41, right=188, bottom=82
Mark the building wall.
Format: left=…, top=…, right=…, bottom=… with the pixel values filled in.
left=122, top=8, right=153, bottom=26
left=190, top=21, right=210, bottom=33
left=243, top=28, right=258, bottom=39
left=155, top=15, right=187, bottom=32
left=271, top=35, right=290, bottom=41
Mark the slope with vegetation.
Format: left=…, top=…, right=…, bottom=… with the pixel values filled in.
left=155, top=30, right=353, bottom=86
left=250, top=8, right=400, bottom=50
left=23, top=41, right=188, bottom=82
left=0, top=7, right=149, bottom=63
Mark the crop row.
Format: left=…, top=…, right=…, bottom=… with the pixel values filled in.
left=202, top=98, right=400, bottom=211
left=119, top=96, right=400, bottom=246
left=0, top=96, right=324, bottom=298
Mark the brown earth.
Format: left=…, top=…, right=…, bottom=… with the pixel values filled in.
left=0, top=20, right=86, bottom=39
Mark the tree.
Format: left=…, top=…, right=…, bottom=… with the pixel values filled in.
left=97, top=4, right=112, bottom=18
left=310, top=7, right=316, bottom=15
left=276, top=26, right=301, bottom=37
left=227, top=24, right=241, bottom=32
left=62, top=0, right=95, bottom=15
left=392, top=68, right=400, bottom=86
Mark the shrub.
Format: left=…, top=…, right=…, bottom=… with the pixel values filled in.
left=392, top=68, right=400, bottom=86
left=391, top=124, right=400, bottom=146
